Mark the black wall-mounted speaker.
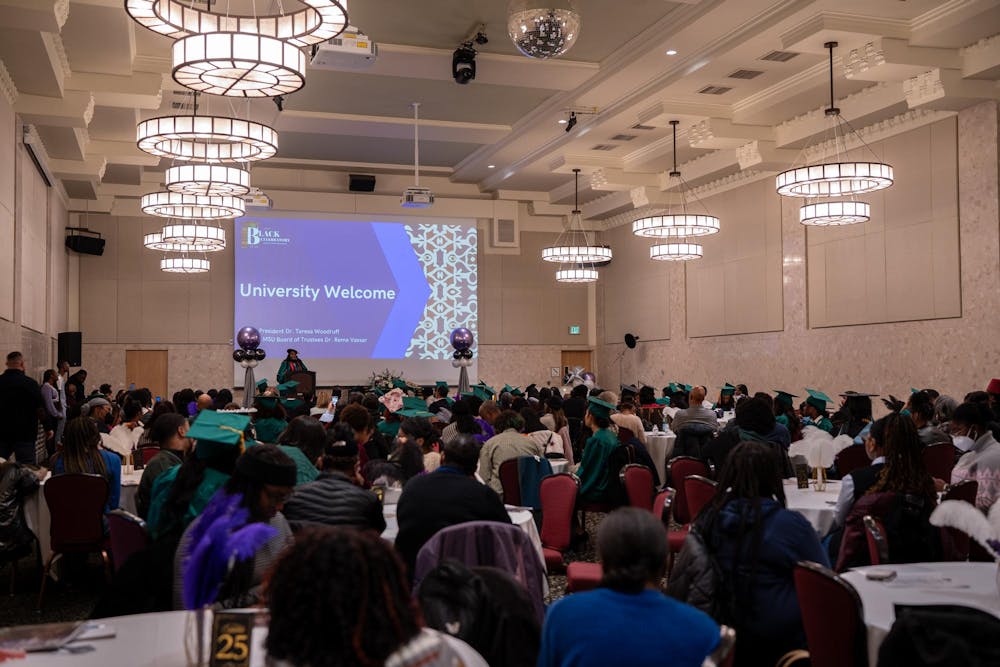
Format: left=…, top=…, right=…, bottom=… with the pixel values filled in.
left=57, top=332, right=82, bottom=366
left=65, top=229, right=105, bottom=256
left=349, top=174, right=376, bottom=192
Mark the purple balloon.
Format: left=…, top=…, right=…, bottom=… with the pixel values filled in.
left=581, top=371, right=596, bottom=383
left=236, top=326, right=261, bottom=350
left=450, top=327, right=475, bottom=352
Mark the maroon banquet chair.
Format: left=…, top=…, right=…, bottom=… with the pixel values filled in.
left=616, top=427, right=636, bottom=444
left=498, top=459, right=522, bottom=506
left=862, top=515, right=889, bottom=566
left=666, top=456, right=713, bottom=525
left=107, top=509, right=150, bottom=572
left=566, top=561, right=603, bottom=593
left=39, top=473, right=111, bottom=609
left=834, top=445, right=870, bottom=479
left=683, top=475, right=718, bottom=521
left=619, top=464, right=654, bottom=511
left=940, top=480, right=978, bottom=561
left=793, top=561, right=867, bottom=667
left=922, top=443, right=956, bottom=482
left=539, top=473, right=578, bottom=572
left=652, top=489, right=670, bottom=522
left=137, top=446, right=160, bottom=466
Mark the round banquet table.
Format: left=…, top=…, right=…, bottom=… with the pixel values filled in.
left=24, top=469, right=143, bottom=566
left=549, top=458, right=569, bottom=475
left=841, top=562, right=1000, bottom=666
left=782, top=478, right=840, bottom=536
left=643, top=431, right=675, bottom=484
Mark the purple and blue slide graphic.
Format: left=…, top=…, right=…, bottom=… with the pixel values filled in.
left=234, top=217, right=433, bottom=359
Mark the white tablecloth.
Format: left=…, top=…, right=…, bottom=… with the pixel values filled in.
left=549, top=459, right=569, bottom=475
left=644, top=431, right=676, bottom=484
left=782, top=478, right=840, bottom=536
left=841, top=562, right=1000, bottom=666
left=25, top=470, right=143, bottom=565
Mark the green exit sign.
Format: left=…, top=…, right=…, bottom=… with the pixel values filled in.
left=568, top=325, right=581, bottom=335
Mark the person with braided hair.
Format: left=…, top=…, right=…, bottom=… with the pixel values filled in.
left=539, top=508, right=719, bottom=667
left=264, top=527, right=487, bottom=667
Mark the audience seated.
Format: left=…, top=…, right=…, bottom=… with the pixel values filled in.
left=702, top=397, right=792, bottom=475
left=282, top=423, right=385, bottom=533
left=479, top=410, right=543, bottom=495
left=0, top=460, right=43, bottom=564
left=440, top=399, right=486, bottom=446
left=339, top=402, right=388, bottom=463
left=265, top=527, right=488, bottom=667
left=399, top=416, right=441, bottom=474
left=274, top=416, right=324, bottom=485
left=172, top=443, right=295, bottom=609
left=670, top=441, right=828, bottom=667
left=53, top=416, right=122, bottom=515
left=540, top=507, right=719, bottom=667
left=396, top=435, right=510, bottom=577
left=574, top=398, right=621, bottom=505
left=827, top=414, right=889, bottom=544
left=670, top=387, right=719, bottom=457
left=948, top=401, right=1000, bottom=510
left=908, top=391, right=950, bottom=446
left=610, top=401, right=646, bottom=445
left=136, top=413, right=190, bottom=519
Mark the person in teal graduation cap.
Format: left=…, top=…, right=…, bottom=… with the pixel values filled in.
left=253, top=396, right=289, bottom=444
left=428, top=381, right=452, bottom=414
left=575, top=397, right=620, bottom=504
left=145, top=410, right=250, bottom=539
left=256, top=379, right=269, bottom=396
left=713, top=384, right=736, bottom=412
left=773, top=391, right=803, bottom=442
left=802, top=389, right=834, bottom=434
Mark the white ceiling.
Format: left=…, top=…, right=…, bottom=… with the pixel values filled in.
left=0, top=0, right=998, bottom=221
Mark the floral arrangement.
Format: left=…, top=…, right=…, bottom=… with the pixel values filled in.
left=929, top=498, right=1000, bottom=560
left=368, top=369, right=416, bottom=394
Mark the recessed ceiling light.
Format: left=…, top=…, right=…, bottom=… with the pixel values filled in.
left=666, top=49, right=678, bottom=56
left=557, top=119, right=568, bottom=124
left=488, top=164, right=495, bottom=169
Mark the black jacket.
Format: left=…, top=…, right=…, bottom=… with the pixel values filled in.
left=282, top=472, right=386, bottom=534
left=0, top=462, right=40, bottom=557
left=395, top=467, right=510, bottom=577
left=0, top=369, right=43, bottom=442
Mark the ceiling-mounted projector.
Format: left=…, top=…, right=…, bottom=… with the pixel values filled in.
left=402, top=186, right=434, bottom=209
left=311, top=27, right=378, bottom=70
left=402, top=102, right=434, bottom=209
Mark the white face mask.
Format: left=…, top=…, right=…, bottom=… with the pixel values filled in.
left=952, top=434, right=976, bottom=452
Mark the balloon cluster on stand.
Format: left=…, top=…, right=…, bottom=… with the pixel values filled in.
left=234, top=326, right=266, bottom=408
left=450, top=327, right=474, bottom=395
left=564, top=366, right=597, bottom=390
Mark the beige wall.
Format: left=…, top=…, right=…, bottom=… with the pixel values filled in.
left=597, top=102, right=1000, bottom=406
left=0, top=92, right=72, bottom=379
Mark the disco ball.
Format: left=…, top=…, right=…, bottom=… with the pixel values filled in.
left=507, top=1, right=581, bottom=60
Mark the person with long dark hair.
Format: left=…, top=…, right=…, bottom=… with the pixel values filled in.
left=540, top=508, right=719, bottom=667
left=772, top=391, right=802, bottom=442
left=671, top=441, right=827, bottom=667
left=136, top=413, right=190, bottom=519
left=264, top=527, right=488, bottom=667
left=53, top=417, right=122, bottom=514
left=172, top=443, right=296, bottom=610
left=834, top=391, right=875, bottom=439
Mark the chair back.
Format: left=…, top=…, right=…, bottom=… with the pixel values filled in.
left=137, top=446, right=160, bottom=466
left=107, top=509, right=149, bottom=572
left=539, top=474, right=578, bottom=552
left=414, top=521, right=547, bottom=621
left=652, top=489, right=670, bottom=522
left=673, top=427, right=714, bottom=460
left=835, top=445, right=870, bottom=478
left=498, top=458, right=521, bottom=506
left=666, top=456, right=712, bottom=524
left=616, top=427, right=636, bottom=444
left=940, top=480, right=979, bottom=560
left=922, top=443, right=956, bottom=481
left=862, top=515, right=889, bottom=565
left=684, top=474, right=719, bottom=520
left=44, top=473, right=109, bottom=553
left=618, top=464, right=654, bottom=511
left=793, top=561, right=867, bottom=667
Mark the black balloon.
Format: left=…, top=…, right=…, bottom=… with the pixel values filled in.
left=254, top=348, right=266, bottom=361
left=453, top=350, right=463, bottom=359
left=462, top=349, right=474, bottom=359
left=232, top=349, right=247, bottom=362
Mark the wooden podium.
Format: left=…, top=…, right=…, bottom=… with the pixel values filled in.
left=287, top=370, right=316, bottom=397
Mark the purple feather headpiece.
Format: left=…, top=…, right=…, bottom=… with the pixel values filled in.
left=181, top=491, right=277, bottom=610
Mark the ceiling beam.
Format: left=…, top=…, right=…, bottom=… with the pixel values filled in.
left=274, top=110, right=510, bottom=144
left=86, top=139, right=160, bottom=166
left=687, top=117, right=773, bottom=149
left=66, top=71, right=163, bottom=109
left=774, top=82, right=906, bottom=148
left=0, top=0, right=68, bottom=33
left=963, top=34, right=1000, bottom=79
left=50, top=154, right=106, bottom=181
left=589, top=168, right=660, bottom=192
left=903, top=68, right=1000, bottom=110
left=843, top=38, right=961, bottom=83
left=15, top=90, right=93, bottom=127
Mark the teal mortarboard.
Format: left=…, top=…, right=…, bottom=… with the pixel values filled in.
left=587, top=396, right=616, bottom=420
left=188, top=410, right=250, bottom=459
left=277, top=380, right=299, bottom=396
left=281, top=398, right=305, bottom=411
left=910, top=388, right=921, bottom=394
left=255, top=379, right=268, bottom=394
left=502, top=384, right=515, bottom=394
left=255, top=396, right=279, bottom=409
left=805, top=388, right=833, bottom=411
left=435, top=381, right=449, bottom=390
left=721, top=383, right=736, bottom=397
left=667, top=383, right=680, bottom=394
left=655, top=397, right=670, bottom=406
left=473, top=385, right=493, bottom=402
left=683, top=384, right=693, bottom=393
left=620, top=384, right=638, bottom=396
left=392, top=378, right=408, bottom=390
left=397, top=396, right=434, bottom=418
left=773, top=390, right=798, bottom=406
left=511, top=387, right=524, bottom=397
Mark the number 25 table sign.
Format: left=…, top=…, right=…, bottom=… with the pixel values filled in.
left=211, top=610, right=257, bottom=667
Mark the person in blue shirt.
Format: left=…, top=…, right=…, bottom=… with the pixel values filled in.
left=539, top=507, right=720, bottom=667
left=53, top=416, right=121, bottom=514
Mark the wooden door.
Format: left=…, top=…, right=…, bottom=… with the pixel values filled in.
left=561, top=350, right=592, bottom=377
left=125, top=350, right=168, bottom=401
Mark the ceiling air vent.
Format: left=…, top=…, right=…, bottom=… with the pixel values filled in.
left=728, top=69, right=764, bottom=80
left=760, top=50, right=799, bottom=62
left=631, top=123, right=655, bottom=131
left=610, top=134, right=637, bottom=141
left=591, top=144, right=617, bottom=151
left=697, top=85, right=732, bottom=95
